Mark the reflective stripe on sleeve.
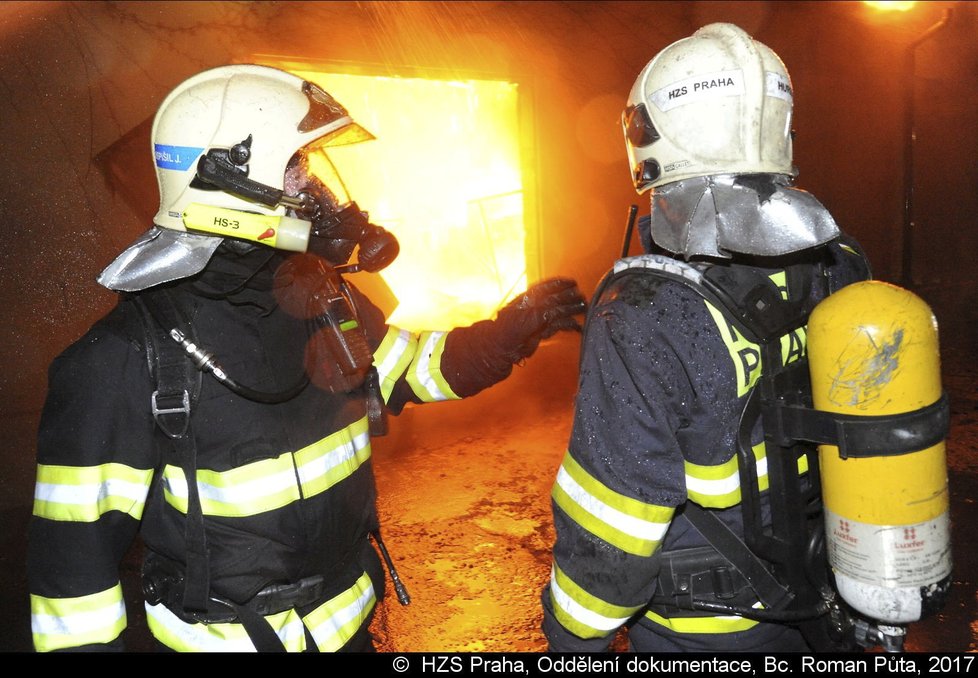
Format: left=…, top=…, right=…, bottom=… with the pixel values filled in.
left=684, top=443, right=768, bottom=508
left=685, top=442, right=808, bottom=509
left=33, top=463, right=153, bottom=522
left=551, top=452, right=674, bottom=556
left=373, top=327, right=417, bottom=403
left=549, top=563, right=640, bottom=639
left=162, top=417, right=371, bottom=517
left=303, top=571, right=376, bottom=651
left=406, top=331, right=460, bottom=402
left=31, top=583, right=127, bottom=652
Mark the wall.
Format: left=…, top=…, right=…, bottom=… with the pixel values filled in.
left=1, top=0, right=974, bottom=649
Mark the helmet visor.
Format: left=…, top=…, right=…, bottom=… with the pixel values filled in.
left=622, top=103, right=659, bottom=148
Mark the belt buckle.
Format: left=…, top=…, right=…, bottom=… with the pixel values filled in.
left=252, top=575, right=325, bottom=616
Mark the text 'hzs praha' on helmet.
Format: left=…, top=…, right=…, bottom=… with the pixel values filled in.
left=98, top=64, right=398, bottom=292
left=621, top=23, right=840, bottom=260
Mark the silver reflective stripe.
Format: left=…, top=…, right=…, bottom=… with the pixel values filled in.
left=411, top=331, right=451, bottom=401
left=549, top=566, right=631, bottom=633
left=555, top=467, right=669, bottom=543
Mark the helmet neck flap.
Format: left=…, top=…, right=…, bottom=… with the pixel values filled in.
left=647, top=174, right=840, bottom=260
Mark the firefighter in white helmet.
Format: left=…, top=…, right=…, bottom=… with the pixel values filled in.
left=28, top=64, right=585, bottom=652
left=542, top=23, right=878, bottom=652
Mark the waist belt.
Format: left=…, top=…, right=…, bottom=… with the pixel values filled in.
left=649, top=546, right=759, bottom=614
left=143, top=557, right=330, bottom=625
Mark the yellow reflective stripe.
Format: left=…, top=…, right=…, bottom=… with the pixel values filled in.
left=163, top=454, right=301, bottom=517
left=373, top=327, right=417, bottom=403
left=146, top=603, right=307, bottom=652
left=552, top=452, right=674, bottom=556
left=31, top=583, right=126, bottom=652
left=295, top=416, right=371, bottom=498
left=780, top=326, right=808, bottom=367
left=406, top=331, right=460, bottom=402
left=146, top=571, right=375, bottom=652
left=549, top=564, right=640, bottom=639
left=685, top=444, right=808, bottom=508
left=645, top=606, right=761, bottom=634
left=798, top=454, right=809, bottom=474
left=33, top=463, right=153, bottom=522
left=768, top=270, right=788, bottom=300
left=163, top=418, right=371, bottom=517
left=684, top=443, right=768, bottom=509
left=303, top=571, right=376, bottom=651
left=704, top=301, right=762, bottom=397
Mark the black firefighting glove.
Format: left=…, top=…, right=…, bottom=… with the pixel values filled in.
left=490, top=277, right=587, bottom=363
left=440, top=278, right=587, bottom=398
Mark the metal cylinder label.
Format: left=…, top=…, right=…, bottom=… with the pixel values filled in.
left=824, top=508, right=952, bottom=587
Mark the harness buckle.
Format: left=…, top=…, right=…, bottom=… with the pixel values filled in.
left=151, top=389, right=191, bottom=438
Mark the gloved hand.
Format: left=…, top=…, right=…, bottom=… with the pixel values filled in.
left=491, top=277, right=587, bottom=362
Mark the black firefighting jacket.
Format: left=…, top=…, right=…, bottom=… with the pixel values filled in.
left=543, top=236, right=870, bottom=652
left=28, top=246, right=522, bottom=652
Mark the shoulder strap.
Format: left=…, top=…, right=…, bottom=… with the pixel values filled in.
left=132, top=292, right=201, bottom=438
left=595, top=253, right=815, bottom=342
left=132, top=290, right=211, bottom=613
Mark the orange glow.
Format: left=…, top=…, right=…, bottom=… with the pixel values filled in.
left=863, top=1, right=917, bottom=11
left=261, top=62, right=532, bottom=332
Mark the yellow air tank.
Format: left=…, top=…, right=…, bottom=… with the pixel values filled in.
left=807, top=280, right=951, bottom=625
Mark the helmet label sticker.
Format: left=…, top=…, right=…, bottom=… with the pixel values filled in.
left=650, top=69, right=744, bottom=112
left=155, top=144, right=205, bottom=171
left=765, top=72, right=793, bottom=102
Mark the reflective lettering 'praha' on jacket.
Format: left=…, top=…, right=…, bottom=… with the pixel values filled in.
left=28, top=247, right=516, bottom=652
left=542, top=236, right=870, bottom=652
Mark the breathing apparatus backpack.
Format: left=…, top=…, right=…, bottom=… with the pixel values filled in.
left=590, top=243, right=951, bottom=652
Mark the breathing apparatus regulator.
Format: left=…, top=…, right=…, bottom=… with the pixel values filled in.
left=616, top=24, right=952, bottom=651
left=183, top=131, right=399, bottom=274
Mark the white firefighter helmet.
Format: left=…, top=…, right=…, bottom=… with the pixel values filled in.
left=623, top=22, right=795, bottom=193
left=625, top=24, right=840, bottom=260
left=98, top=64, right=373, bottom=292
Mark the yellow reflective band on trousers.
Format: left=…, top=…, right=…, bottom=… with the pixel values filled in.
left=31, top=583, right=127, bottom=652
left=162, top=417, right=371, bottom=517
left=406, top=331, right=461, bottom=402
left=644, top=606, right=761, bottom=634
left=146, top=571, right=376, bottom=652
left=552, top=451, right=675, bottom=557
left=32, top=462, right=153, bottom=522
left=373, top=326, right=418, bottom=404
left=549, top=563, right=641, bottom=640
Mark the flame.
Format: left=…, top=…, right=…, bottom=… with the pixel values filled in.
left=268, top=66, right=529, bottom=331
left=863, top=1, right=917, bottom=12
